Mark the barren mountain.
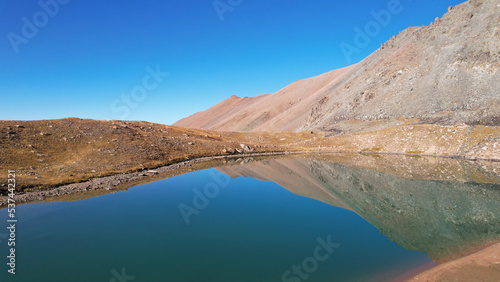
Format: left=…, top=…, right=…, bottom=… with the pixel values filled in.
left=175, top=65, right=357, bottom=131
left=175, top=0, right=499, bottom=133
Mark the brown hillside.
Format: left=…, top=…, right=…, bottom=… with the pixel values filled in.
left=175, top=65, right=357, bottom=131
left=0, top=118, right=321, bottom=193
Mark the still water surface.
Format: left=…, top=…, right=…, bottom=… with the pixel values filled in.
left=1, top=156, right=499, bottom=281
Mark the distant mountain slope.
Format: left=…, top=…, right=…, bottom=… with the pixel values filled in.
left=175, top=0, right=499, bottom=132
left=175, top=65, right=357, bottom=131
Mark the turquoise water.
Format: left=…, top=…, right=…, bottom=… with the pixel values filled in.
left=0, top=166, right=437, bottom=282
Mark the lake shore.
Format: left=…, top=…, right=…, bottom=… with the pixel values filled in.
left=2, top=145, right=499, bottom=281
left=0, top=151, right=295, bottom=207
left=2, top=119, right=500, bottom=194
left=3, top=149, right=500, bottom=207
left=407, top=241, right=500, bottom=281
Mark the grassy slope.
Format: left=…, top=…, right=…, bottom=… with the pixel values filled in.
left=1, top=118, right=499, bottom=194
left=0, top=118, right=320, bottom=192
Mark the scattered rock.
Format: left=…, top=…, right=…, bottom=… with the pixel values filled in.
left=240, top=144, right=253, bottom=152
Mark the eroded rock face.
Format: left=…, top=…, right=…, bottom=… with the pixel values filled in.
left=175, top=0, right=500, bottom=132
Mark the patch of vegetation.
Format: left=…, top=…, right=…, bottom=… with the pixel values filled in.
left=360, top=153, right=383, bottom=158
left=362, top=146, right=384, bottom=152
left=406, top=150, right=424, bottom=154
left=408, top=155, right=422, bottom=159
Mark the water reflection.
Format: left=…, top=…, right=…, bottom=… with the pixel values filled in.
left=218, top=154, right=500, bottom=261
left=0, top=154, right=498, bottom=281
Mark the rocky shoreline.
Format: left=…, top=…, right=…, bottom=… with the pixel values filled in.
left=2, top=149, right=499, bottom=208
left=0, top=152, right=293, bottom=207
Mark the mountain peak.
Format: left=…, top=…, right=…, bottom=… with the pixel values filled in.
left=176, top=0, right=499, bottom=133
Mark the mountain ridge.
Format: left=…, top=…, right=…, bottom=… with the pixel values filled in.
left=175, top=0, right=499, bottom=133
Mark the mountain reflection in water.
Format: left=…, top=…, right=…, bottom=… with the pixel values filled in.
left=218, top=154, right=500, bottom=262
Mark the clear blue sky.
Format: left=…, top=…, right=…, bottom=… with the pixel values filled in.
left=1, top=0, right=465, bottom=125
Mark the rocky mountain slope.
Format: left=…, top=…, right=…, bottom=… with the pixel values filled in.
left=175, top=0, right=499, bottom=133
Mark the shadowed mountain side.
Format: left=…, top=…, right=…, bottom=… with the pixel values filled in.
left=175, top=0, right=500, bottom=132
left=216, top=156, right=500, bottom=261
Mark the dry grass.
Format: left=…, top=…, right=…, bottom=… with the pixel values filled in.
left=1, top=118, right=499, bottom=194
left=0, top=118, right=321, bottom=193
